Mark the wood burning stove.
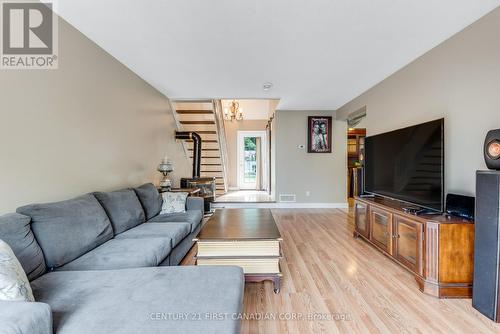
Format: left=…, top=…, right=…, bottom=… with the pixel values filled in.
left=175, top=131, right=216, bottom=213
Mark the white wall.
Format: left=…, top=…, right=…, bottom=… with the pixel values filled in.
left=0, top=16, right=190, bottom=213
left=337, top=7, right=500, bottom=196
left=275, top=110, right=347, bottom=204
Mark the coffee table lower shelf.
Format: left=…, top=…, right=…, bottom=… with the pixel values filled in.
left=195, top=259, right=282, bottom=293
left=245, top=273, right=282, bottom=293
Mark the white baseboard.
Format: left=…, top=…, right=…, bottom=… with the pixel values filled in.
left=211, top=202, right=348, bottom=209
left=227, top=187, right=239, bottom=191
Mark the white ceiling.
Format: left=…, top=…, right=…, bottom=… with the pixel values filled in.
left=52, top=1, right=500, bottom=110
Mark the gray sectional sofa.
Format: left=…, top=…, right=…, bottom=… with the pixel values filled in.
left=0, top=183, right=244, bottom=334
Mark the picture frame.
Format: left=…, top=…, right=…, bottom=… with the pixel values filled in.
left=307, top=116, right=332, bottom=153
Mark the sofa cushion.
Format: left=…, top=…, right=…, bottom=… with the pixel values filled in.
left=115, top=223, right=190, bottom=248
left=94, top=189, right=146, bottom=235
left=0, top=301, right=52, bottom=334
left=133, top=183, right=162, bottom=220
left=0, top=213, right=46, bottom=280
left=160, top=192, right=188, bottom=214
left=17, top=194, right=113, bottom=270
left=168, top=224, right=201, bottom=266
left=56, top=238, right=171, bottom=271
left=186, top=197, right=204, bottom=217
left=31, top=266, right=244, bottom=334
left=148, top=210, right=202, bottom=233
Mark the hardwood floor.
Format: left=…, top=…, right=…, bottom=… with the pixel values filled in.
left=182, top=209, right=500, bottom=334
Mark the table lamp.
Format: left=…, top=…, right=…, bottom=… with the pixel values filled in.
left=157, top=155, right=173, bottom=190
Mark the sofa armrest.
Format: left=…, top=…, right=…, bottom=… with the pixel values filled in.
left=0, top=301, right=52, bottom=334
left=186, top=197, right=204, bottom=216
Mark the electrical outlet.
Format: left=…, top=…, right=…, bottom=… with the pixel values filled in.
left=305, top=191, right=310, bottom=197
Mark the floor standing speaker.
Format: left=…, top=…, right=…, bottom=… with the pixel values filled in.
left=473, top=170, right=500, bottom=321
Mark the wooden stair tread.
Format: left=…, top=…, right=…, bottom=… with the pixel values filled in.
left=188, top=131, right=216, bottom=134
left=176, top=110, right=213, bottom=114
left=189, top=156, right=221, bottom=159
left=186, top=139, right=217, bottom=143
left=180, top=121, right=215, bottom=125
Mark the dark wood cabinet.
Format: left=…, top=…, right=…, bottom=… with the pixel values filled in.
left=393, top=215, right=423, bottom=275
left=354, top=201, right=369, bottom=238
left=370, top=207, right=393, bottom=254
left=353, top=196, right=474, bottom=298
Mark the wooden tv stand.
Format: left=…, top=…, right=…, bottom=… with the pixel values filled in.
left=353, top=196, right=474, bottom=298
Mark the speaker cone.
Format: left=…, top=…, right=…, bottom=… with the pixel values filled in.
left=487, top=140, right=500, bottom=160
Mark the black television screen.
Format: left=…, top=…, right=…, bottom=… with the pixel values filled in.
left=364, top=118, right=444, bottom=212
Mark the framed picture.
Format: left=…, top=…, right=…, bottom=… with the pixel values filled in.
left=308, top=116, right=332, bottom=153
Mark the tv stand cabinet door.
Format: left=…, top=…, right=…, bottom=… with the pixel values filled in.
left=369, top=207, right=393, bottom=254
left=354, top=201, right=370, bottom=238
left=394, top=215, right=423, bottom=275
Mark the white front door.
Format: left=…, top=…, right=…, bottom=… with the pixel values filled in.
left=237, top=131, right=267, bottom=190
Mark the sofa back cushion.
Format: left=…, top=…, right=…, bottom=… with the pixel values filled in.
left=17, top=194, right=113, bottom=270
left=93, top=189, right=145, bottom=235
left=0, top=213, right=46, bottom=281
left=133, top=183, right=162, bottom=220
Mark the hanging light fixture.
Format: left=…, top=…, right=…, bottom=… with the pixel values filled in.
left=223, top=100, right=243, bottom=121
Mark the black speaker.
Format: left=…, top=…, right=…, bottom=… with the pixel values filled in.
left=484, top=129, right=500, bottom=170
left=473, top=170, right=500, bottom=321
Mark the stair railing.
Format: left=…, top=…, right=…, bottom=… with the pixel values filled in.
left=169, top=99, right=190, bottom=160
left=212, top=99, right=229, bottom=194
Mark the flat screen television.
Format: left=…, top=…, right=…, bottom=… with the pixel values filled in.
left=364, top=118, right=444, bottom=212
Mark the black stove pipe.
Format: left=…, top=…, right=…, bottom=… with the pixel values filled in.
left=175, top=131, right=201, bottom=179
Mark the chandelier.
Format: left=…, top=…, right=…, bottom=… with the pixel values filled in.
left=223, top=100, right=243, bottom=121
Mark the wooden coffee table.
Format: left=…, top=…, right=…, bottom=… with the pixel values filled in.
left=194, top=209, right=282, bottom=293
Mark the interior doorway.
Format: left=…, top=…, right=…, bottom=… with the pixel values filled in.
left=347, top=128, right=366, bottom=207
left=237, top=131, right=267, bottom=190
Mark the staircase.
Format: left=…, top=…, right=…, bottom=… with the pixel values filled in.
left=172, top=100, right=228, bottom=197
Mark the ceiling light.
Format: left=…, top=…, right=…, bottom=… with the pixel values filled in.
left=263, top=82, right=273, bottom=91
left=223, top=100, right=243, bottom=122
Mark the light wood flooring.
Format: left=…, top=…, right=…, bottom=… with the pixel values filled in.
left=182, top=209, right=500, bottom=334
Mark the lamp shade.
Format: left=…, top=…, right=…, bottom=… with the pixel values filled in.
left=157, top=161, right=173, bottom=173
